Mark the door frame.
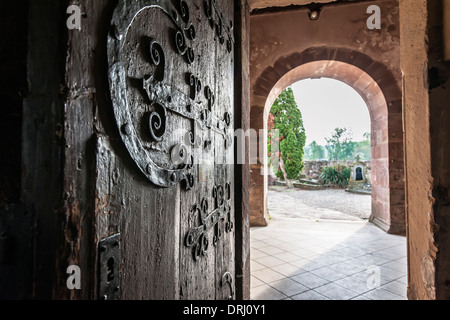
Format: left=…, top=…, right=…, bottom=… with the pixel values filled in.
left=233, top=0, right=251, bottom=300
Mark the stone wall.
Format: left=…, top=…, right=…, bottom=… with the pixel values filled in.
left=302, top=160, right=371, bottom=183
left=400, top=0, right=450, bottom=300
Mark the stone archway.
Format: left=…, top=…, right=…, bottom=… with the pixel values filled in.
left=250, top=47, right=405, bottom=235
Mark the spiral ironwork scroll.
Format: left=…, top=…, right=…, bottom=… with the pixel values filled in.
left=148, top=103, right=167, bottom=142
left=149, top=39, right=165, bottom=81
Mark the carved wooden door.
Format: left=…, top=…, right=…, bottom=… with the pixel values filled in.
left=97, top=0, right=235, bottom=300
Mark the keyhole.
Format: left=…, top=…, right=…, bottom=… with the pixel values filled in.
left=107, top=257, right=115, bottom=283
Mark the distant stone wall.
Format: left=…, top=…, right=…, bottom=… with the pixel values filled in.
left=302, top=160, right=372, bottom=183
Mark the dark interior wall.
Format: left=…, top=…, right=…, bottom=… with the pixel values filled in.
left=0, top=0, right=29, bottom=299
left=0, top=1, right=28, bottom=206
left=23, top=0, right=67, bottom=299
left=0, top=0, right=67, bottom=299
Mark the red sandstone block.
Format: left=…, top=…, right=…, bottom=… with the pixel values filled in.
left=390, top=189, right=406, bottom=206
left=390, top=205, right=407, bottom=224
left=373, top=185, right=390, bottom=203
left=389, top=173, right=405, bottom=189
left=388, top=124, right=404, bottom=143
left=389, top=142, right=404, bottom=159
left=387, top=99, right=403, bottom=114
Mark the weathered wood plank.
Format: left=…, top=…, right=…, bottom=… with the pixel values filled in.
left=233, top=0, right=251, bottom=301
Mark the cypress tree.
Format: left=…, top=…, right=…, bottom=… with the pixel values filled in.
left=268, top=87, right=306, bottom=181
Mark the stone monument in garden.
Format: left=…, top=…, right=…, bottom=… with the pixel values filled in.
left=346, top=155, right=371, bottom=194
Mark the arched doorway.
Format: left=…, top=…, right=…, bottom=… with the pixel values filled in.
left=250, top=48, right=405, bottom=235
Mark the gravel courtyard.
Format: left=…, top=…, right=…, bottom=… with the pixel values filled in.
left=268, top=186, right=372, bottom=221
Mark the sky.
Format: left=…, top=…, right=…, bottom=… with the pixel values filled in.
left=290, top=78, right=371, bottom=146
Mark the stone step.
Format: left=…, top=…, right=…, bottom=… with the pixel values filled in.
left=293, top=182, right=327, bottom=190
left=297, top=179, right=322, bottom=186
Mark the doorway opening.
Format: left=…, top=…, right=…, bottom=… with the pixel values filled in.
left=250, top=56, right=405, bottom=235
left=250, top=59, right=407, bottom=300
left=268, top=78, right=372, bottom=221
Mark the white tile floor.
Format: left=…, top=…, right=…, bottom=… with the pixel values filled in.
left=250, top=217, right=408, bottom=300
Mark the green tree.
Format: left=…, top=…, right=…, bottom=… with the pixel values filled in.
left=353, top=132, right=371, bottom=160
left=325, top=128, right=356, bottom=161
left=308, top=141, right=325, bottom=160
left=281, top=132, right=304, bottom=179
left=268, top=87, right=306, bottom=181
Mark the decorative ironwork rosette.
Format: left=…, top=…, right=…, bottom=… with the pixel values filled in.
left=107, top=0, right=234, bottom=189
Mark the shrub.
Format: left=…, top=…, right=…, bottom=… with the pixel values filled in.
left=320, top=165, right=351, bottom=188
